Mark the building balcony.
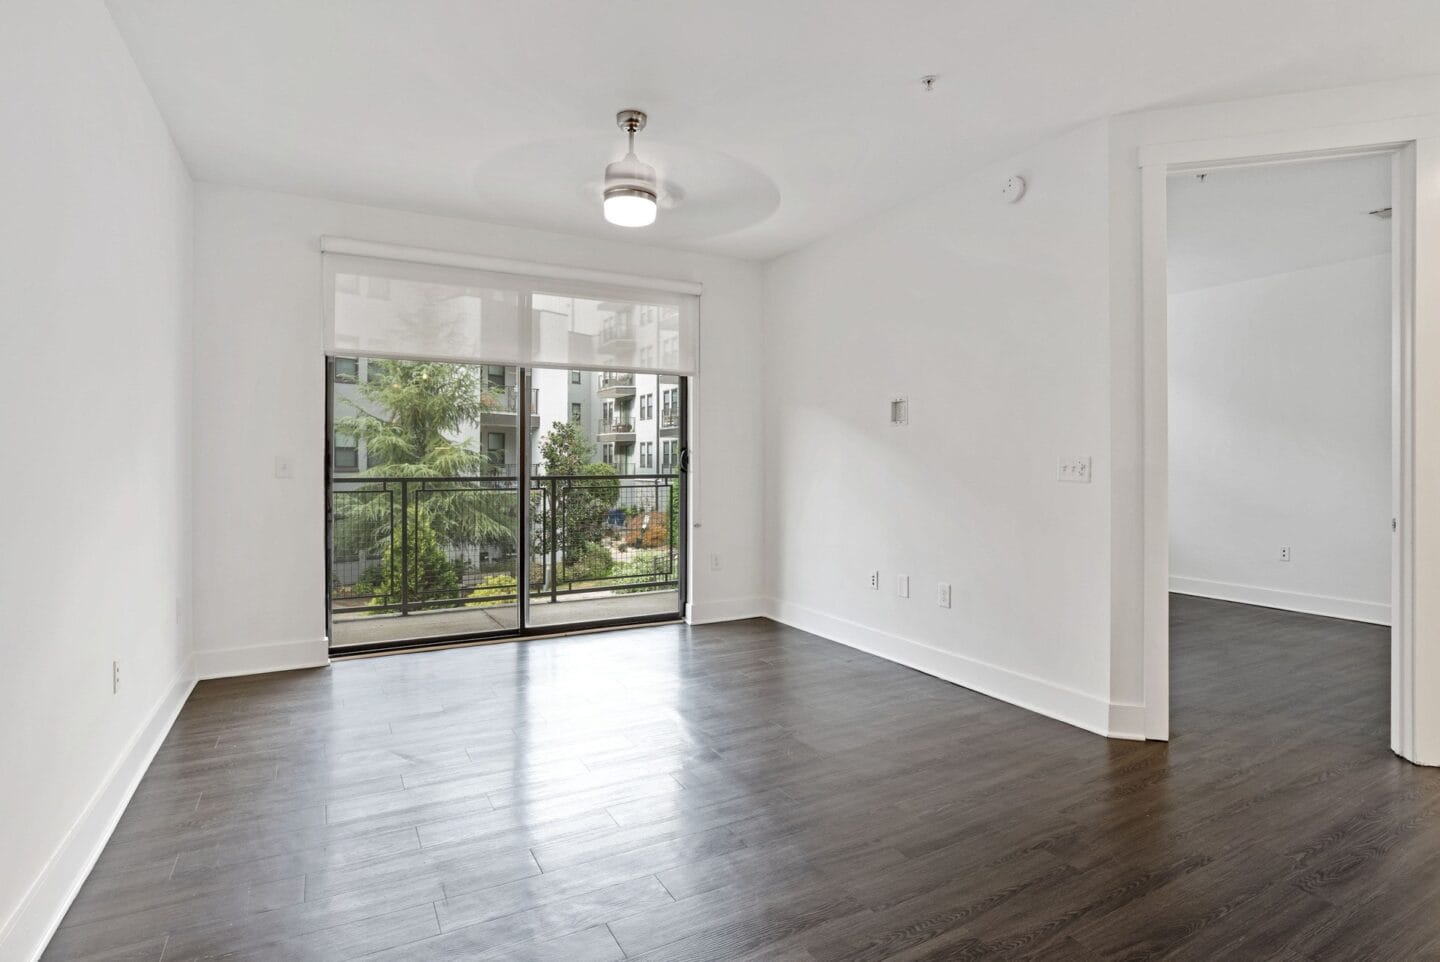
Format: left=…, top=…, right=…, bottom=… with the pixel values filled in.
left=599, top=318, right=637, bottom=353
left=597, top=417, right=635, bottom=441
left=481, top=386, right=541, bottom=425
left=596, top=372, right=636, bottom=398
left=659, top=408, right=679, bottom=433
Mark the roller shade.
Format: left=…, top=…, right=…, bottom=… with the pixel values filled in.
left=322, top=242, right=700, bottom=375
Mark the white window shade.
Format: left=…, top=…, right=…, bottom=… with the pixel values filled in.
left=323, top=243, right=699, bottom=375
left=323, top=254, right=524, bottom=364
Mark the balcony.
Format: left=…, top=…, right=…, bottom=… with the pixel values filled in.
left=481, top=385, right=540, bottom=425
left=596, top=372, right=636, bottom=398
left=599, top=318, right=637, bottom=353
left=659, top=407, right=679, bottom=433
left=329, top=472, right=680, bottom=649
left=597, top=416, right=635, bottom=441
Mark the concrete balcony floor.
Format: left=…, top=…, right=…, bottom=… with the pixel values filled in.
left=331, top=589, right=680, bottom=649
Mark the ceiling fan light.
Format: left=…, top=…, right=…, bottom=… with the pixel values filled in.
left=602, top=111, right=659, bottom=228
left=604, top=187, right=658, bottom=227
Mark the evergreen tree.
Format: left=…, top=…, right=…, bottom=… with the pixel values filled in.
left=334, top=360, right=515, bottom=585
left=355, top=509, right=461, bottom=610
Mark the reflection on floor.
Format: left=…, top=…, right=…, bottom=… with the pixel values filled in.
left=330, top=590, right=681, bottom=648
left=44, top=597, right=1440, bottom=960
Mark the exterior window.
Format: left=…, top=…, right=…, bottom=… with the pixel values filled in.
left=570, top=370, right=582, bottom=384
left=486, top=365, right=506, bottom=389
left=602, top=443, right=614, bottom=464
left=334, top=436, right=359, bottom=472
left=570, top=402, right=582, bottom=423
left=333, top=356, right=359, bottom=382
left=486, top=431, right=506, bottom=466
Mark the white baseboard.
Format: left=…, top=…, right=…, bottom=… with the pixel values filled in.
left=0, top=662, right=196, bottom=962
left=765, top=598, right=1145, bottom=740
left=685, top=597, right=768, bottom=625
left=1169, top=576, right=1391, bottom=626
left=196, top=637, right=330, bottom=679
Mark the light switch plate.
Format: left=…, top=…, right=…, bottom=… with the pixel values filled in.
left=1058, top=457, right=1091, bottom=483
left=897, top=574, right=910, bottom=598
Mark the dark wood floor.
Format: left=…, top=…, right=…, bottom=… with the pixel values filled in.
left=44, top=596, right=1440, bottom=961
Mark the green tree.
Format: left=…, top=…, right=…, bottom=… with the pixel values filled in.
left=338, top=360, right=496, bottom=478
left=534, top=420, right=620, bottom=585
left=356, top=508, right=460, bottom=611
left=334, top=360, right=515, bottom=589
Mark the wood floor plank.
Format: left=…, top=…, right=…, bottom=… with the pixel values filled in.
left=41, top=600, right=1440, bottom=961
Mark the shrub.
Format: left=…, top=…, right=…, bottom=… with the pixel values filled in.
left=467, top=574, right=518, bottom=607
left=611, top=552, right=671, bottom=594
left=625, top=511, right=669, bottom=549
left=360, top=511, right=460, bottom=612
left=562, top=542, right=614, bottom=584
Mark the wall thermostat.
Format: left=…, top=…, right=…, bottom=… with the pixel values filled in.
left=1002, top=175, right=1026, bottom=203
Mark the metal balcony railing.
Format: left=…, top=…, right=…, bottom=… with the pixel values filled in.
left=330, top=472, right=679, bottom=619
left=598, top=417, right=635, bottom=435
left=485, top=385, right=539, bottom=414
left=598, top=372, right=635, bottom=390
left=601, top=319, right=636, bottom=342
left=660, top=408, right=679, bottom=428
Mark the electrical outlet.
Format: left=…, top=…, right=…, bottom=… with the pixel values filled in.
left=112, top=660, right=120, bottom=694
left=897, top=574, right=910, bottom=599
left=1279, top=546, right=1291, bottom=562
left=868, top=570, right=880, bottom=590
left=938, top=582, right=952, bottom=608
left=709, top=553, right=723, bottom=571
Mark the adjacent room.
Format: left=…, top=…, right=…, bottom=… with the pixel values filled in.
left=4, top=2, right=1440, bottom=959
left=1167, top=154, right=1397, bottom=740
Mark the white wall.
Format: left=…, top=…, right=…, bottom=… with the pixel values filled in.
left=0, top=1, right=194, bottom=958
left=763, top=121, right=1128, bottom=736
left=192, top=184, right=765, bottom=676
left=1168, top=255, right=1391, bottom=622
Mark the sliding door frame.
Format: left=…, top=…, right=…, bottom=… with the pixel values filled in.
left=324, top=359, right=688, bottom=656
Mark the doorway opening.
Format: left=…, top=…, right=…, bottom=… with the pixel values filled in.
left=325, top=358, right=686, bottom=654
left=1144, top=139, right=1416, bottom=755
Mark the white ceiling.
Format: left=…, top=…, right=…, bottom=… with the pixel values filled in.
left=1168, top=154, right=1392, bottom=294
left=106, top=0, right=1440, bottom=260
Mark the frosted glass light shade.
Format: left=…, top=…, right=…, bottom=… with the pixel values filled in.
left=603, top=150, right=658, bottom=227
left=604, top=189, right=658, bottom=227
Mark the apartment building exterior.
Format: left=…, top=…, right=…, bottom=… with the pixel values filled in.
left=332, top=359, right=679, bottom=477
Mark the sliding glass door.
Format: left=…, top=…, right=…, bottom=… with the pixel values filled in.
left=527, top=369, right=683, bottom=630
left=325, top=357, right=686, bottom=654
